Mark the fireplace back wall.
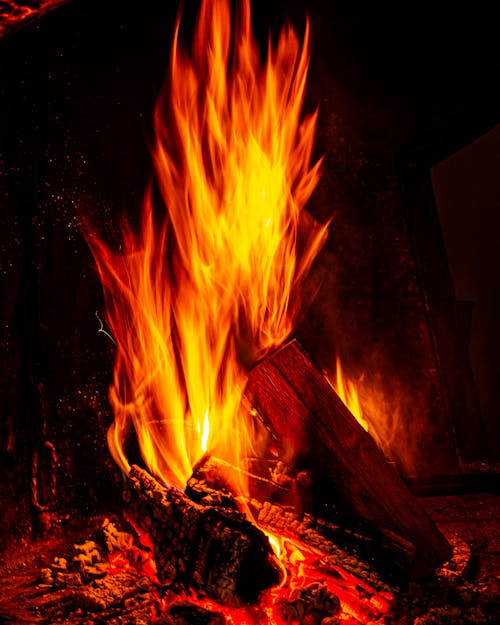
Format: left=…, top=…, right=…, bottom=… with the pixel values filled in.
left=1, top=0, right=498, bottom=546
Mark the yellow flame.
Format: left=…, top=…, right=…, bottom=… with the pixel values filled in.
left=334, top=357, right=370, bottom=432
left=332, top=356, right=406, bottom=466
left=268, top=533, right=283, bottom=558
left=201, top=409, right=210, bottom=454
left=264, top=530, right=288, bottom=588
left=84, top=0, right=327, bottom=490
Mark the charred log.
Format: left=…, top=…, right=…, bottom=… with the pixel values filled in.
left=126, top=465, right=282, bottom=606
left=257, top=500, right=402, bottom=590
left=187, top=455, right=298, bottom=511
left=245, top=340, right=453, bottom=579
left=188, top=456, right=411, bottom=585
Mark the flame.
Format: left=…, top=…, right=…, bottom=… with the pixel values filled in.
left=200, top=408, right=210, bottom=454
left=332, top=357, right=402, bottom=460
left=333, top=357, right=369, bottom=431
left=84, top=0, right=327, bottom=490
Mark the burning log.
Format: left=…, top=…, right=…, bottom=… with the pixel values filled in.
left=245, top=340, right=453, bottom=579
left=188, top=455, right=413, bottom=586
left=187, top=455, right=298, bottom=511
left=126, top=465, right=282, bottom=606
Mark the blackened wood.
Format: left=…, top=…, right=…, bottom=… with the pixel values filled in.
left=187, top=456, right=296, bottom=511
left=158, top=601, right=226, bottom=625
left=126, top=465, right=282, bottom=606
left=189, top=455, right=409, bottom=580
left=257, top=499, right=407, bottom=589
left=245, top=340, right=452, bottom=579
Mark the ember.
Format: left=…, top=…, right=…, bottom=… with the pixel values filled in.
left=32, top=491, right=396, bottom=624
left=22, top=485, right=498, bottom=625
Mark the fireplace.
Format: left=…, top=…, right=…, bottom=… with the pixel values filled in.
left=1, top=1, right=499, bottom=624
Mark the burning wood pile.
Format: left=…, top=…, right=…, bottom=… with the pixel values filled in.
left=22, top=340, right=496, bottom=624
left=11, top=340, right=495, bottom=623
left=3, top=0, right=498, bottom=623
left=22, top=361, right=498, bottom=623
left=31, top=338, right=454, bottom=623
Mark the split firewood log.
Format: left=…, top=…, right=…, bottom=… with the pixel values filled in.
left=245, top=340, right=452, bottom=579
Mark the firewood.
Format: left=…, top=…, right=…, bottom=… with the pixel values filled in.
left=125, top=465, right=282, bottom=606
left=187, top=455, right=297, bottom=511
left=188, top=456, right=409, bottom=586
left=245, top=340, right=452, bottom=579
left=256, top=500, right=395, bottom=591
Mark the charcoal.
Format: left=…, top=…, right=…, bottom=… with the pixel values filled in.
left=81, top=562, right=109, bottom=581
left=95, top=517, right=135, bottom=554
left=256, top=500, right=395, bottom=593
left=158, top=600, right=226, bottom=625
left=73, top=540, right=102, bottom=569
left=39, top=567, right=54, bottom=585
left=185, top=475, right=237, bottom=510
left=52, top=556, right=68, bottom=572
left=278, top=582, right=341, bottom=624
left=190, top=455, right=302, bottom=512
left=54, top=571, right=83, bottom=588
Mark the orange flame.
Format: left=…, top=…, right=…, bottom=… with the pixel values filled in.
left=84, top=0, right=328, bottom=490
left=333, top=357, right=403, bottom=461
left=333, top=357, right=369, bottom=432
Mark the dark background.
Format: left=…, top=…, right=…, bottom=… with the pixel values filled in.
left=1, top=0, right=499, bottom=545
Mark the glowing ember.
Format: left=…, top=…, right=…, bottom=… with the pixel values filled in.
left=106, top=528, right=394, bottom=624
left=84, top=0, right=328, bottom=491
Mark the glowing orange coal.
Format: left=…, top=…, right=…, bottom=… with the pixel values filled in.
left=85, top=0, right=328, bottom=490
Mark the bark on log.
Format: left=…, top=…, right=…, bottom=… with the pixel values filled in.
left=126, top=465, right=282, bottom=606
left=245, top=340, right=452, bottom=579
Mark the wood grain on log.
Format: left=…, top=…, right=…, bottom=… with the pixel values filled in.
left=245, top=340, right=452, bottom=579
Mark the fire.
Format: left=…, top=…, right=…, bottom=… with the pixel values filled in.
left=84, top=0, right=328, bottom=490
left=107, top=528, right=394, bottom=624
left=333, top=357, right=369, bottom=432
left=332, top=357, right=402, bottom=459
